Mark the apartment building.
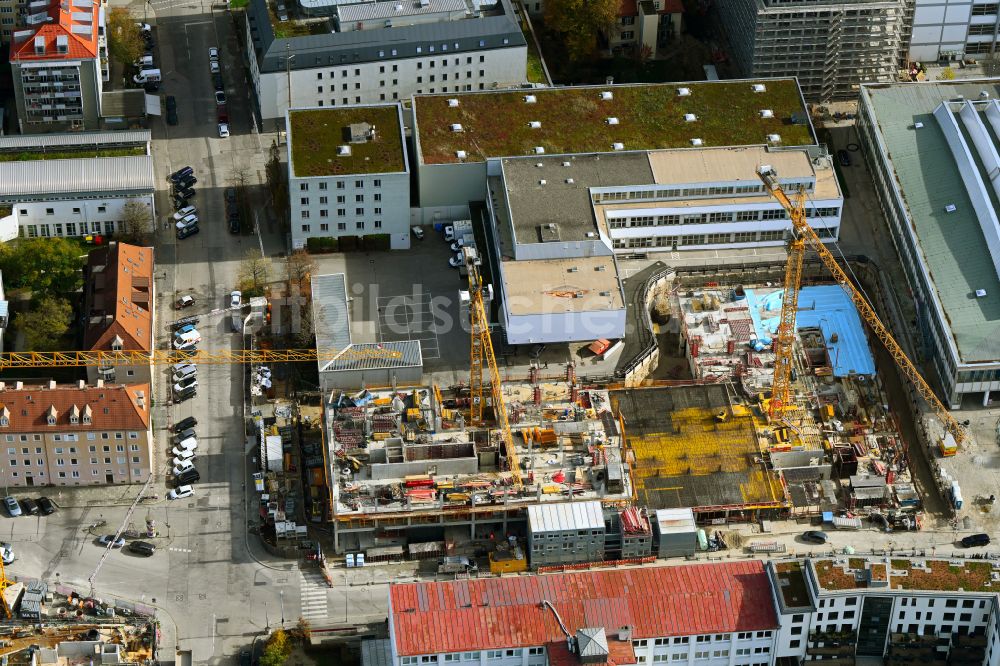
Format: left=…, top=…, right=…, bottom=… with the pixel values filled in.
left=9, top=0, right=108, bottom=132
left=385, top=561, right=780, bottom=666
left=244, top=0, right=525, bottom=121
left=605, top=0, right=682, bottom=56
left=910, top=0, right=1000, bottom=62
left=0, top=131, right=154, bottom=240
left=82, top=242, right=154, bottom=386
left=858, top=80, right=1000, bottom=408
left=0, top=381, right=153, bottom=488
left=716, top=0, right=906, bottom=101
left=287, top=105, right=410, bottom=250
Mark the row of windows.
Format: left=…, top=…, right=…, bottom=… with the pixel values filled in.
left=308, top=83, right=485, bottom=106
left=401, top=648, right=544, bottom=665
left=299, top=179, right=381, bottom=191
left=612, top=229, right=801, bottom=249
left=7, top=468, right=142, bottom=479
left=300, top=194, right=382, bottom=203
left=299, top=207, right=383, bottom=217
left=972, top=3, right=999, bottom=15
left=634, top=632, right=771, bottom=648
left=593, top=183, right=772, bottom=203
left=20, top=204, right=113, bottom=216
left=300, top=221, right=382, bottom=233
left=607, top=207, right=839, bottom=229
left=5, top=436, right=139, bottom=446
left=898, top=597, right=987, bottom=609
left=24, top=221, right=118, bottom=238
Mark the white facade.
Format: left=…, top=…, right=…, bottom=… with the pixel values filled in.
left=910, top=0, right=1000, bottom=62
left=14, top=196, right=152, bottom=239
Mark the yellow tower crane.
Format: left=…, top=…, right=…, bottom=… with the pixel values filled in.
left=464, top=248, right=522, bottom=487
left=0, top=347, right=403, bottom=369
left=0, top=559, right=15, bottom=619
left=757, top=165, right=968, bottom=447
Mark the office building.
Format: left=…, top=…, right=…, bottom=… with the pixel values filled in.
left=83, top=242, right=154, bottom=386
left=715, top=0, right=906, bottom=101
left=910, top=0, right=1000, bottom=62
left=858, top=80, right=1000, bottom=407
left=0, top=131, right=154, bottom=240
left=0, top=381, right=153, bottom=488
left=244, top=0, right=526, bottom=121
left=9, top=0, right=108, bottom=132
left=287, top=105, right=410, bottom=250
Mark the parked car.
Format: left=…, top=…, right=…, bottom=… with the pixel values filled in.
left=36, top=497, right=56, bottom=515
left=98, top=534, right=126, bottom=549
left=168, top=485, right=195, bottom=500
left=3, top=497, right=21, bottom=517
left=175, top=187, right=196, bottom=200
left=175, top=175, right=197, bottom=189
left=175, top=295, right=195, bottom=309
left=173, top=388, right=197, bottom=403
left=172, top=448, right=196, bottom=462
left=229, top=217, right=240, bottom=234
left=448, top=252, right=463, bottom=268
left=127, top=541, right=156, bottom=557
left=175, top=468, right=201, bottom=485
left=208, top=46, right=219, bottom=61
left=962, top=533, right=991, bottom=548
left=173, top=206, right=197, bottom=220
left=411, top=226, right=425, bottom=240
left=210, top=61, right=221, bottom=74
left=173, top=331, right=201, bottom=350
left=170, top=166, right=193, bottom=182
left=0, top=543, right=14, bottom=565
left=230, top=291, right=242, bottom=308
left=444, top=225, right=455, bottom=241
left=173, top=459, right=195, bottom=476
left=215, top=91, right=226, bottom=106
left=173, top=378, right=198, bottom=394
left=165, top=95, right=176, bottom=111
left=837, top=149, right=851, bottom=167
left=174, top=323, right=197, bottom=336
left=173, top=416, right=198, bottom=432
left=213, top=73, right=224, bottom=91
left=166, top=108, right=178, bottom=125
left=136, top=21, right=152, bottom=32
left=218, top=123, right=230, bottom=138
left=801, top=530, right=829, bottom=545
left=173, top=365, right=197, bottom=383
left=18, top=498, right=38, bottom=516
left=224, top=187, right=237, bottom=204
left=175, top=215, right=198, bottom=231
left=177, top=225, right=200, bottom=240
left=144, top=81, right=161, bottom=94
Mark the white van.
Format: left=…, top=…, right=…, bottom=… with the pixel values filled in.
left=134, top=55, right=153, bottom=68
left=133, top=69, right=161, bottom=84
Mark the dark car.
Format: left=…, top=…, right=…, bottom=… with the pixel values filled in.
left=224, top=187, right=237, bottom=204
left=177, top=224, right=200, bottom=240
left=175, top=468, right=201, bottom=485
left=166, top=109, right=178, bottom=125
left=239, top=650, right=251, bottom=666
left=165, top=95, right=177, bottom=111
left=229, top=217, right=240, bottom=234
left=962, top=533, right=991, bottom=548
left=176, top=187, right=196, bottom=200
left=18, top=498, right=38, bottom=516
left=127, top=541, right=156, bottom=557
left=170, top=166, right=193, bottom=182
left=36, top=497, right=56, bottom=515
left=175, top=175, right=197, bottom=189
left=837, top=149, right=851, bottom=167
left=802, top=530, right=829, bottom=545
left=174, top=416, right=198, bottom=432
left=174, top=389, right=197, bottom=404
left=213, top=73, right=224, bottom=91
left=144, top=81, right=160, bottom=93
left=217, top=107, right=229, bottom=124
left=173, top=427, right=196, bottom=442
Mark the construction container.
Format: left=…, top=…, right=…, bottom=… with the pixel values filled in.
left=489, top=548, right=528, bottom=574
left=652, top=508, right=698, bottom=558
left=527, top=501, right=605, bottom=568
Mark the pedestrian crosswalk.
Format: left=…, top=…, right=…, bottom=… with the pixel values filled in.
left=298, top=568, right=330, bottom=622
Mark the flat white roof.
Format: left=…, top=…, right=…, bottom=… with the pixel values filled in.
left=527, top=501, right=604, bottom=533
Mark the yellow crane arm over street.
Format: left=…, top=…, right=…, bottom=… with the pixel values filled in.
left=0, top=347, right=403, bottom=370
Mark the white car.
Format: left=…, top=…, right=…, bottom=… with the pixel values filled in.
left=168, top=485, right=194, bottom=500
left=175, top=214, right=198, bottom=230
left=172, top=379, right=198, bottom=394
left=210, top=61, right=220, bottom=74
left=449, top=252, right=464, bottom=268
left=0, top=543, right=14, bottom=566
left=173, top=460, right=195, bottom=476
left=173, top=206, right=197, bottom=220
left=174, top=436, right=197, bottom=451
left=208, top=46, right=219, bottom=61
left=218, top=123, right=230, bottom=138
left=173, top=331, right=200, bottom=350
left=444, top=225, right=455, bottom=242
left=136, top=22, right=151, bottom=32
left=230, top=291, right=242, bottom=308
left=172, top=448, right=196, bottom=462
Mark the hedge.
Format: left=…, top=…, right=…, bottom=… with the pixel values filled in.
left=306, top=233, right=390, bottom=253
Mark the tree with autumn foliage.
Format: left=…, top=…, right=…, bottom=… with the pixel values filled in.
left=544, top=0, right=620, bottom=61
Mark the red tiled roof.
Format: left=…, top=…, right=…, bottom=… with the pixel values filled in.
left=390, top=561, right=778, bottom=656
left=83, top=243, right=154, bottom=353
left=660, top=0, right=682, bottom=13
left=618, top=0, right=636, bottom=18
left=0, top=383, right=150, bottom=432
left=11, top=0, right=100, bottom=61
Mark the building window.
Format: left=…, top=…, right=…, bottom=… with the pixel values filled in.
left=620, top=30, right=634, bottom=39
left=621, top=15, right=634, bottom=24
left=302, top=225, right=311, bottom=232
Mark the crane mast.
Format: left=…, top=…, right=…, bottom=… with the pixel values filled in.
left=757, top=165, right=967, bottom=446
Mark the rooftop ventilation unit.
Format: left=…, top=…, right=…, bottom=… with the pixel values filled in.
left=586, top=232, right=596, bottom=238
left=524, top=94, right=537, bottom=103
left=767, top=133, right=781, bottom=143
left=566, top=178, right=574, bottom=184
left=450, top=123, right=463, bottom=132
left=599, top=291, right=611, bottom=297
left=913, top=122, right=924, bottom=129
left=677, top=87, right=690, bottom=96
left=447, top=98, right=459, bottom=107
left=337, top=145, right=352, bottom=156
left=612, top=142, right=624, bottom=150
left=690, top=138, right=703, bottom=146
left=456, top=150, right=467, bottom=159
left=945, top=204, right=957, bottom=213
left=535, top=162, right=544, bottom=167
left=595, top=265, right=606, bottom=271
left=534, top=146, right=545, bottom=154
left=752, top=83, right=766, bottom=93
left=568, top=267, right=579, bottom=272
left=562, top=161, right=571, bottom=167
left=606, top=117, right=619, bottom=125
left=539, top=179, right=546, bottom=185
left=601, top=91, right=613, bottom=100
left=976, top=289, right=988, bottom=298
left=760, top=109, right=774, bottom=119
left=684, top=113, right=696, bottom=122
left=529, top=120, right=541, bottom=128
left=982, top=91, right=991, bottom=99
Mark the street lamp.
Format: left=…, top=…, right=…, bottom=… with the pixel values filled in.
left=283, top=45, right=295, bottom=112
left=279, top=589, right=285, bottom=627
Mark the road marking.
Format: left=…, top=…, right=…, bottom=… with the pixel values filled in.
left=298, top=568, right=330, bottom=622
left=169, top=547, right=193, bottom=553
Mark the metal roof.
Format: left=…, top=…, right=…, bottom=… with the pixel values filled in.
left=863, top=81, right=1000, bottom=364
left=361, top=639, right=393, bottom=666
left=527, top=501, right=604, bottom=533
left=653, top=508, right=697, bottom=535
left=247, top=0, right=524, bottom=73
left=338, top=0, right=468, bottom=23
left=389, top=560, right=779, bottom=655
left=0, top=129, right=149, bottom=150
left=0, top=155, right=154, bottom=198
left=321, top=341, right=422, bottom=371
left=576, top=628, right=609, bottom=659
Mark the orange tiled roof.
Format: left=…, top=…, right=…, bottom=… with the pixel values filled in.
left=83, top=243, right=154, bottom=353
left=11, top=0, right=100, bottom=61
left=0, top=382, right=150, bottom=432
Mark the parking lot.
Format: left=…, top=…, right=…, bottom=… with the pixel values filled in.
left=377, top=292, right=443, bottom=360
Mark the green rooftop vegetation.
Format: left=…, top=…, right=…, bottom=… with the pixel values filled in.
left=0, top=146, right=146, bottom=162
left=414, top=79, right=813, bottom=165
left=814, top=558, right=996, bottom=592
left=289, top=106, right=406, bottom=178
left=773, top=561, right=811, bottom=608
left=268, top=1, right=330, bottom=37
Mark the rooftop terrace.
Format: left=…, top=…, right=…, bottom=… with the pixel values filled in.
left=414, top=78, right=813, bottom=165
left=288, top=105, right=407, bottom=178
left=812, top=557, right=998, bottom=593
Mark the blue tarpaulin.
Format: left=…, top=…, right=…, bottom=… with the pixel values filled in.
left=745, top=285, right=876, bottom=377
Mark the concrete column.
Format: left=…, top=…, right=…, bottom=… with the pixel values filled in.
left=984, top=390, right=991, bottom=407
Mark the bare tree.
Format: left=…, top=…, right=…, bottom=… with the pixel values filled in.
left=239, top=249, right=270, bottom=296
left=265, top=140, right=288, bottom=226
left=120, top=199, right=153, bottom=243
left=286, top=250, right=314, bottom=293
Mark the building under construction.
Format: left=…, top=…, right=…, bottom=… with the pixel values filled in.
left=325, top=381, right=633, bottom=553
